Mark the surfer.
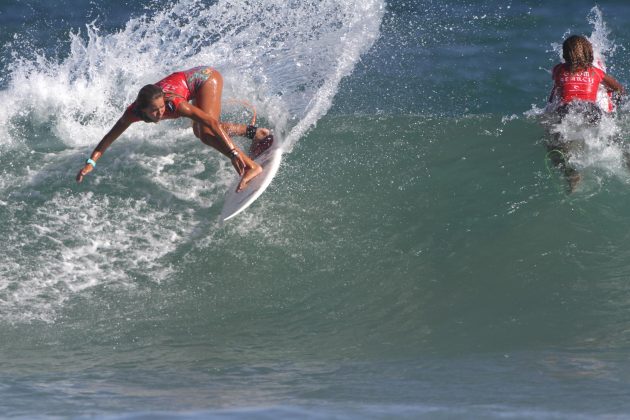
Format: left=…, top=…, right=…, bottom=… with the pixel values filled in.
left=546, top=35, right=624, bottom=191
left=76, top=66, right=273, bottom=192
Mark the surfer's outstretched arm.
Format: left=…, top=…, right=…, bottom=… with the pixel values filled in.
left=76, top=114, right=134, bottom=183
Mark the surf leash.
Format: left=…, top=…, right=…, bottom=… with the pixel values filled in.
left=544, top=149, right=566, bottom=176
left=545, top=149, right=573, bottom=195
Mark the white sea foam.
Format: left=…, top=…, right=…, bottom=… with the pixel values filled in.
left=0, top=191, right=196, bottom=323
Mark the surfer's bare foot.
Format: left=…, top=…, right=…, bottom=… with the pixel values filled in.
left=253, top=127, right=270, bottom=141
left=251, top=128, right=271, bottom=148
left=250, top=127, right=274, bottom=158
left=236, top=163, right=263, bottom=192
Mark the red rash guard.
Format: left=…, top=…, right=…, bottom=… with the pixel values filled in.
left=125, top=66, right=215, bottom=122
left=552, top=63, right=605, bottom=104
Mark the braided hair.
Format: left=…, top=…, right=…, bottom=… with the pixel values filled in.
left=562, top=35, right=594, bottom=73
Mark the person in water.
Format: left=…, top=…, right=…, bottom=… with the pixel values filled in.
left=76, top=66, right=273, bottom=192
left=546, top=35, right=624, bottom=191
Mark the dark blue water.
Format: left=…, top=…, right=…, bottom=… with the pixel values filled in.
left=2, top=1, right=630, bottom=418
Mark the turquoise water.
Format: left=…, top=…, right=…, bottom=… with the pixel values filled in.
left=3, top=1, right=630, bottom=418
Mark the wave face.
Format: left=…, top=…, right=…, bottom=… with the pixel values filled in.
left=4, top=2, right=630, bottom=419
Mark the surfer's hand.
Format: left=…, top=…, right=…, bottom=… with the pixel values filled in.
left=76, top=164, right=93, bottom=183
left=229, top=150, right=246, bottom=176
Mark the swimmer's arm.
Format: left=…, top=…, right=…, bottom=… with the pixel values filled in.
left=76, top=112, right=134, bottom=183
left=603, top=74, right=625, bottom=95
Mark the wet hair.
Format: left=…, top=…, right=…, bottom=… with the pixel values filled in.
left=562, top=35, right=594, bottom=73
left=134, top=84, right=164, bottom=122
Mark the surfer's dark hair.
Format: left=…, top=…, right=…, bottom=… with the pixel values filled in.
left=136, top=84, right=164, bottom=109
left=563, top=35, right=594, bottom=73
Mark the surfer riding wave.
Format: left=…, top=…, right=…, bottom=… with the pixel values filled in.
left=76, top=66, right=274, bottom=192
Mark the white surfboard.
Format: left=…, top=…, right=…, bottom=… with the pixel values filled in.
left=594, top=56, right=614, bottom=113
left=220, top=143, right=283, bottom=222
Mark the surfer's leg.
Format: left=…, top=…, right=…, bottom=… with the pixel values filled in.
left=190, top=72, right=230, bottom=154
left=194, top=121, right=248, bottom=141
left=220, top=123, right=273, bottom=158
left=195, top=85, right=273, bottom=156
left=546, top=107, right=585, bottom=193
left=546, top=141, right=581, bottom=193
left=565, top=167, right=581, bottom=193
left=219, top=123, right=271, bottom=140
left=194, top=72, right=262, bottom=189
left=207, top=122, right=273, bottom=160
